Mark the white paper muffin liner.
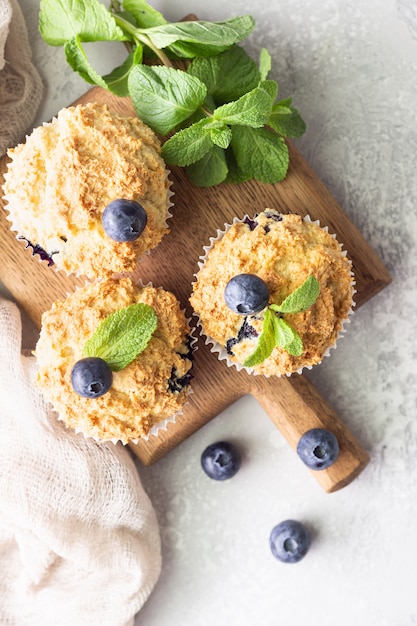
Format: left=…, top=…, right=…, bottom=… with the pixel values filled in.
left=191, top=212, right=356, bottom=378
left=35, top=277, right=197, bottom=445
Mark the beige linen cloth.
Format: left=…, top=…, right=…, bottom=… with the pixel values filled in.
left=0, top=0, right=43, bottom=154
left=0, top=298, right=162, bottom=625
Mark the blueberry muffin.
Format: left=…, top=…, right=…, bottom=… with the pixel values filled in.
left=35, top=277, right=194, bottom=443
left=190, top=210, right=354, bottom=376
left=2, top=102, right=172, bottom=279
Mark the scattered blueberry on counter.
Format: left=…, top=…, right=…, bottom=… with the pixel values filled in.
left=269, top=519, right=311, bottom=564
left=296, top=428, right=340, bottom=470
left=102, top=198, right=147, bottom=242
left=201, top=441, right=242, bottom=481
left=71, top=356, right=113, bottom=398
left=224, top=273, right=270, bottom=315
left=200, top=439, right=319, bottom=563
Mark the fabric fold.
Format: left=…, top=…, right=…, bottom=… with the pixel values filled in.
left=0, top=0, right=43, bottom=154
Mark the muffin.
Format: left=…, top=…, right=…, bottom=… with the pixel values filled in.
left=35, top=277, right=194, bottom=443
left=2, top=102, right=172, bottom=279
left=190, top=210, right=354, bottom=376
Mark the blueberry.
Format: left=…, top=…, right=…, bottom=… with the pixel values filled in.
left=201, top=441, right=242, bottom=480
left=71, top=357, right=113, bottom=398
left=296, top=428, right=340, bottom=470
left=102, top=199, right=147, bottom=242
left=224, top=274, right=269, bottom=315
left=269, top=520, right=311, bottom=564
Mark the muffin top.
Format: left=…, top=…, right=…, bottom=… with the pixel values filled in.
left=35, top=277, right=193, bottom=443
left=190, top=210, right=354, bottom=376
left=3, top=102, right=171, bottom=278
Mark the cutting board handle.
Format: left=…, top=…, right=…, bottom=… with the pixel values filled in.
left=250, top=373, right=369, bottom=492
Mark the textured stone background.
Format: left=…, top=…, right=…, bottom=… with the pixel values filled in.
left=10, top=1, right=417, bottom=624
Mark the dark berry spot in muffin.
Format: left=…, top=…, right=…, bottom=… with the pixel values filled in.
left=178, top=335, right=195, bottom=361
left=168, top=337, right=194, bottom=392
left=18, top=237, right=57, bottom=266
left=168, top=369, right=193, bottom=393
left=264, top=211, right=283, bottom=222
left=226, top=318, right=258, bottom=356
left=226, top=337, right=238, bottom=355
left=243, top=216, right=258, bottom=231
left=59, top=235, right=68, bottom=242
left=264, top=225, right=271, bottom=233
left=239, top=318, right=259, bottom=341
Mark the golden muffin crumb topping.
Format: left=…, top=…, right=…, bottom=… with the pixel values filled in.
left=35, top=277, right=193, bottom=442
left=190, top=210, right=354, bottom=376
left=3, top=103, right=171, bottom=278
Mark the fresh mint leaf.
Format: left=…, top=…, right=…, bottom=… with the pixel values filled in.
left=210, top=124, right=232, bottom=149
left=121, top=0, right=167, bottom=28
left=224, top=149, right=251, bottom=184
left=231, top=126, right=289, bottom=183
left=83, top=303, right=157, bottom=372
left=269, top=100, right=307, bottom=138
left=166, top=41, right=222, bottom=59
left=213, top=87, right=273, bottom=128
left=161, top=119, right=214, bottom=166
left=270, top=276, right=320, bottom=314
left=273, top=96, right=292, bottom=112
left=188, top=45, right=260, bottom=103
left=273, top=317, right=303, bottom=356
left=186, top=145, right=228, bottom=187
left=141, top=16, right=254, bottom=51
left=259, top=48, right=272, bottom=81
left=128, top=64, right=207, bottom=134
left=102, top=45, right=143, bottom=96
left=187, top=56, right=219, bottom=95
left=243, top=308, right=276, bottom=368
left=65, top=36, right=142, bottom=95
left=39, top=0, right=126, bottom=45
left=64, top=37, right=108, bottom=87
left=258, top=79, right=278, bottom=102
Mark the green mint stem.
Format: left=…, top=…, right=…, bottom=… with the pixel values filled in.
left=200, top=104, right=213, bottom=117
left=112, top=14, right=174, bottom=68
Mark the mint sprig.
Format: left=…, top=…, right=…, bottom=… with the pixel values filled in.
left=39, top=0, right=306, bottom=187
left=243, top=276, right=320, bottom=368
left=83, top=302, right=157, bottom=371
left=270, top=275, right=320, bottom=314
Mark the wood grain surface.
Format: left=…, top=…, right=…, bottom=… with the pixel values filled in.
left=0, top=86, right=391, bottom=492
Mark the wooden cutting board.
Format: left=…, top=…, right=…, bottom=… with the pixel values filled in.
left=0, top=86, right=391, bottom=492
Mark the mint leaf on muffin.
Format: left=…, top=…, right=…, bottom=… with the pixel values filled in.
left=83, top=303, right=157, bottom=371
left=242, top=308, right=277, bottom=368
left=270, top=275, right=320, bottom=314
left=243, top=276, right=320, bottom=367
